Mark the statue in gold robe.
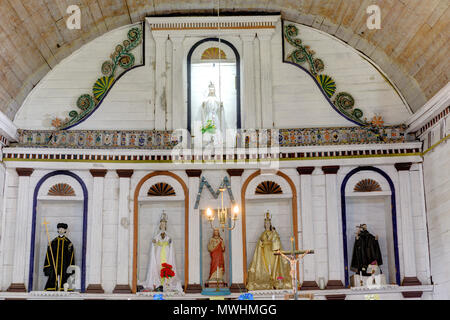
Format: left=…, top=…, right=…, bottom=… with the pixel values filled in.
left=247, top=212, right=292, bottom=291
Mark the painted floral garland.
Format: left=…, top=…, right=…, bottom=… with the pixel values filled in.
left=52, top=27, right=143, bottom=130
left=284, top=24, right=369, bottom=126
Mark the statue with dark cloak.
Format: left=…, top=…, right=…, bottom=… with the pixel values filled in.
left=350, top=224, right=383, bottom=276
left=43, top=223, right=75, bottom=291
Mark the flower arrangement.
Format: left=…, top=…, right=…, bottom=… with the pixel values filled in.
left=201, top=120, right=216, bottom=134
left=238, top=293, right=254, bottom=300
left=160, top=263, right=175, bottom=280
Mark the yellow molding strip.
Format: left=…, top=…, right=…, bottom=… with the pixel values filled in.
left=2, top=152, right=422, bottom=163
left=423, top=134, right=449, bottom=156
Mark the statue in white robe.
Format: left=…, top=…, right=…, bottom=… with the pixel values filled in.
left=201, top=82, right=225, bottom=147
left=141, top=212, right=182, bottom=293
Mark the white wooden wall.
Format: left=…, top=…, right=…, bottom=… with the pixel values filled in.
left=13, top=21, right=411, bottom=131
left=423, top=140, right=450, bottom=299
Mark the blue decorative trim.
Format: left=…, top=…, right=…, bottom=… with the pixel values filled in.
left=187, top=38, right=241, bottom=134
left=28, top=170, right=88, bottom=292
left=194, top=176, right=234, bottom=209
left=340, top=166, right=401, bottom=287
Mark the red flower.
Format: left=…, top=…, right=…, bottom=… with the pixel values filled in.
left=160, top=263, right=175, bottom=279
left=161, top=263, right=172, bottom=269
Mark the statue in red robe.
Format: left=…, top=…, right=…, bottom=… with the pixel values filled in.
left=206, top=228, right=225, bottom=287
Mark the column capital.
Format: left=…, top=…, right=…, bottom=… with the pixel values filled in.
left=116, top=170, right=134, bottom=178
left=227, top=169, right=244, bottom=177
left=90, top=169, right=107, bottom=178
left=240, top=33, right=256, bottom=42
left=186, top=170, right=202, bottom=178
left=16, top=168, right=33, bottom=176
left=257, top=32, right=274, bottom=41
left=297, top=167, right=315, bottom=175
left=152, top=32, right=169, bottom=41
left=169, top=34, right=185, bottom=42
left=395, top=163, right=412, bottom=171
left=322, top=166, right=340, bottom=175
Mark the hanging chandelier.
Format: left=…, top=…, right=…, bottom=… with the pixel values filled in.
left=206, top=188, right=239, bottom=232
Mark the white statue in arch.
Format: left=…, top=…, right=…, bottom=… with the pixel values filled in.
left=201, top=82, right=225, bottom=147
left=141, top=211, right=182, bottom=293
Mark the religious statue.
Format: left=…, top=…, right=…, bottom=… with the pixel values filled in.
left=141, top=211, right=182, bottom=293
left=247, top=212, right=292, bottom=291
left=201, top=82, right=225, bottom=147
left=206, top=228, right=226, bottom=287
left=350, top=224, right=383, bottom=276
left=43, top=223, right=75, bottom=291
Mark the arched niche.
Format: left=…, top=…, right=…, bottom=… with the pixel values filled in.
left=28, top=171, right=88, bottom=292
left=241, top=170, right=299, bottom=285
left=132, top=171, right=188, bottom=293
left=341, top=167, right=401, bottom=287
left=187, top=38, right=241, bottom=135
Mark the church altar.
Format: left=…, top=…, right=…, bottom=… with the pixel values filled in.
left=0, top=14, right=438, bottom=301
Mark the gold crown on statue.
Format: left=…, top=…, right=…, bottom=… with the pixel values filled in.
left=160, top=211, right=168, bottom=222
left=264, top=211, right=272, bottom=222
left=208, top=81, right=215, bottom=90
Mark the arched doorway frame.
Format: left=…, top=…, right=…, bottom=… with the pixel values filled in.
left=240, top=169, right=299, bottom=285
left=341, top=166, right=401, bottom=286
left=132, top=171, right=189, bottom=293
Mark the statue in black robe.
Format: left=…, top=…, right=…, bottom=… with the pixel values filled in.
left=43, top=223, right=75, bottom=291
left=350, top=224, right=383, bottom=276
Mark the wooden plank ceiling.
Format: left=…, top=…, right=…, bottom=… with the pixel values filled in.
left=0, top=0, right=448, bottom=119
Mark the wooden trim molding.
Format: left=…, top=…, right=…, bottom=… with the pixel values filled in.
left=240, top=169, right=299, bottom=286
left=185, top=170, right=202, bottom=177
left=113, top=284, right=131, bottom=294
left=326, top=294, right=346, bottom=300
left=86, top=284, right=104, bottom=294
left=296, top=167, right=315, bottom=175
left=326, top=280, right=345, bottom=290
left=401, top=277, right=422, bottom=286
left=7, top=283, right=26, bottom=292
left=322, top=166, right=340, bottom=175
left=16, top=168, right=33, bottom=176
left=116, top=169, right=134, bottom=178
left=300, top=281, right=320, bottom=290
left=227, top=169, right=245, bottom=177
left=395, top=162, right=413, bottom=171
left=89, top=169, right=107, bottom=177
left=132, top=171, right=189, bottom=293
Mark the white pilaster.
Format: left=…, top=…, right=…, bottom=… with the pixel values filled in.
left=410, top=164, right=431, bottom=284
left=114, top=170, right=133, bottom=292
left=171, top=34, right=186, bottom=131
left=323, top=166, right=345, bottom=288
left=229, top=170, right=244, bottom=286
left=241, top=34, right=256, bottom=130
left=186, top=171, right=201, bottom=290
left=154, top=33, right=168, bottom=130
left=253, top=36, right=262, bottom=129
left=87, top=170, right=107, bottom=292
left=298, top=167, right=318, bottom=287
left=10, top=168, right=33, bottom=290
left=258, top=32, right=274, bottom=129
left=396, top=164, right=419, bottom=281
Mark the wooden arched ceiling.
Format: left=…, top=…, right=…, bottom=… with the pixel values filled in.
left=0, top=0, right=448, bottom=120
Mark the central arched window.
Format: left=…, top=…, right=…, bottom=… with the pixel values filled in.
left=187, top=38, right=241, bottom=142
